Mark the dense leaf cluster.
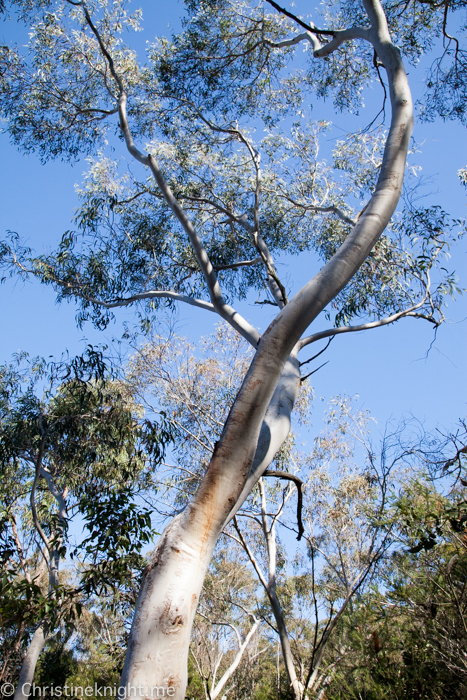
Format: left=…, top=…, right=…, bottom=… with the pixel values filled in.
left=0, top=347, right=172, bottom=685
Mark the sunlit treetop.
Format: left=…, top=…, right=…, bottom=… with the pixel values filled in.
left=0, top=0, right=464, bottom=341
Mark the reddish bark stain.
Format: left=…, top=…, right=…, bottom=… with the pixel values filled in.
left=159, top=601, right=186, bottom=634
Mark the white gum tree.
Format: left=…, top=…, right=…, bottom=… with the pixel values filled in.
left=0, top=0, right=463, bottom=698
left=0, top=362, right=73, bottom=700
left=118, top=16, right=413, bottom=675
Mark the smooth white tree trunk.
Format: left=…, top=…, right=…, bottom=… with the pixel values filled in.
left=14, top=472, right=67, bottom=698
left=120, top=2, right=413, bottom=697
left=120, top=358, right=301, bottom=699
left=224, top=356, right=302, bottom=526
left=13, top=626, right=46, bottom=700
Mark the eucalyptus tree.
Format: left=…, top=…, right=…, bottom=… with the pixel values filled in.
left=0, top=349, right=170, bottom=696
left=127, top=322, right=467, bottom=700
left=0, top=0, right=464, bottom=698
left=221, top=395, right=397, bottom=700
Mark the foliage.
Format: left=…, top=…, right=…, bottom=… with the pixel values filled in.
left=0, top=1, right=463, bottom=336
left=0, top=347, right=172, bottom=686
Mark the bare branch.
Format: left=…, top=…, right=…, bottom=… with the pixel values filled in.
left=279, top=195, right=357, bottom=227
left=214, top=258, right=262, bottom=271
left=301, top=360, right=329, bottom=382
left=210, top=619, right=260, bottom=700
left=232, top=516, right=270, bottom=592
left=263, top=470, right=304, bottom=540
left=264, top=0, right=335, bottom=36
left=314, top=26, right=371, bottom=58
left=78, top=288, right=217, bottom=314
left=264, top=31, right=316, bottom=49
left=443, top=445, right=467, bottom=472
left=300, top=337, right=334, bottom=367
left=296, top=295, right=434, bottom=352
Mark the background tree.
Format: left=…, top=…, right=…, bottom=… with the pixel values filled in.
left=188, top=548, right=262, bottom=700
left=0, top=348, right=171, bottom=696
left=308, top=424, right=467, bottom=700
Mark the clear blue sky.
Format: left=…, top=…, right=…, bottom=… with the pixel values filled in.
left=0, top=1, right=465, bottom=441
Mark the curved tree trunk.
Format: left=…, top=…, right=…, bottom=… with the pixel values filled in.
left=120, top=357, right=301, bottom=698
left=223, top=356, right=302, bottom=526
left=120, top=2, right=413, bottom=697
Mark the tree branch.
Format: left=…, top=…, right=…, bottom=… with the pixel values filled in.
left=264, top=0, right=335, bottom=36
left=263, top=470, right=304, bottom=540
left=279, top=195, right=357, bottom=227
left=76, top=288, right=217, bottom=314
left=175, top=107, right=288, bottom=308
left=77, top=0, right=260, bottom=348
left=257, top=480, right=303, bottom=699
left=12, top=262, right=219, bottom=314
left=300, top=337, right=334, bottom=367
left=232, top=516, right=270, bottom=593
left=300, top=360, right=329, bottom=383
left=214, top=258, right=263, bottom=271
left=210, top=619, right=260, bottom=700
left=39, top=467, right=68, bottom=589
left=10, top=515, right=31, bottom=583
left=314, top=27, right=371, bottom=58
left=30, top=436, right=50, bottom=561
left=264, top=31, right=317, bottom=50
left=296, top=295, right=434, bottom=352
